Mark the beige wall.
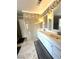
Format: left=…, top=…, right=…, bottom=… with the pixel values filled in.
left=18, top=19, right=27, bottom=38
left=17, top=0, right=38, bottom=11
left=23, top=16, right=41, bottom=40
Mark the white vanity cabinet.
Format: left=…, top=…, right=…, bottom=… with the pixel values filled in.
left=37, top=32, right=61, bottom=59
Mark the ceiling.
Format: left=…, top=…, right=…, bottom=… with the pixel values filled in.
left=17, top=0, right=61, bottom=24
left=17, top=0, right=38, bottom=11
left=17, top=0, right=57, bottom=15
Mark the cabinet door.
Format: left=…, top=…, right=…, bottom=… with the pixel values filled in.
left=52, top=45, right=61, bottom=58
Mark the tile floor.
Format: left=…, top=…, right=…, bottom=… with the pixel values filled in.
left=17, top=39, right=38, bottom=59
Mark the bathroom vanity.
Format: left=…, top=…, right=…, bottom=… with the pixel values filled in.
left=36, top=31, right=61, bottom=59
